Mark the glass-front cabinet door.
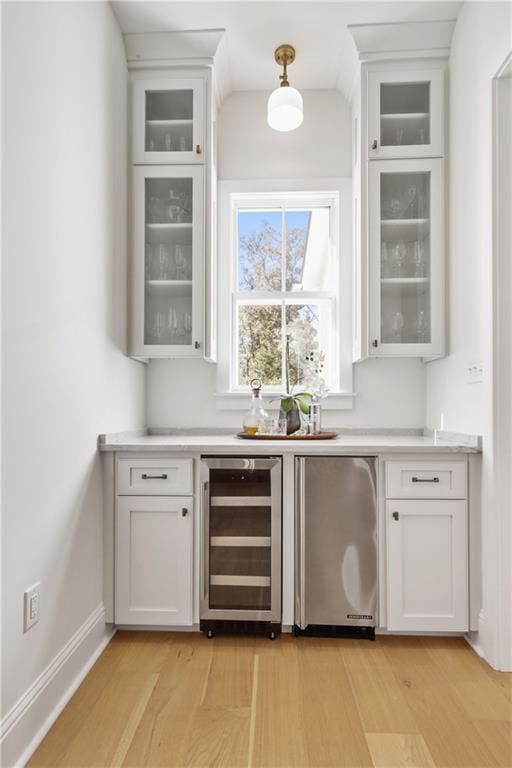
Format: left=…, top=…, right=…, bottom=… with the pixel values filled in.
left=369, top=158, right=444, bottom=357
left=368, top=69, right=444, bottom=159
left=130, top=165, right=204, bottom=358
left=132, top=78, right=205, bottom=164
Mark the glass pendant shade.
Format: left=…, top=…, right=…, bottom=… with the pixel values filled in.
left=267, top=86, right=303, bottom=132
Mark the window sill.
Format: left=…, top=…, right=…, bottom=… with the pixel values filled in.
left=214, top=392, right=356, bottom=411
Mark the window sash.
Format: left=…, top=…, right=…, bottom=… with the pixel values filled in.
left=232, top=296, right=337, bottom=392
left=228, top=189, right=343, bottom=394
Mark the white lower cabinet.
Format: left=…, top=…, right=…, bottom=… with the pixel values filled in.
left=386, top=499, right=468, bottom=632
left=115, top=496, right=193, bottom=626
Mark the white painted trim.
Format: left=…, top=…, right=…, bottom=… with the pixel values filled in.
left=217, top=178, right=353, bottom=404
left=0, top=604, right=114, bottom=768
left=491, top=53, right=512, bottom=671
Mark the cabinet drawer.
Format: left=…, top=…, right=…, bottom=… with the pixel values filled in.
left=386, top=461, right=466, bottom=499
left=117, top=458, right=193, bottom=495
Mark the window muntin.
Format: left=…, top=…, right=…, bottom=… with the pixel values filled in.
left=232, top=199, right=339, bottom=391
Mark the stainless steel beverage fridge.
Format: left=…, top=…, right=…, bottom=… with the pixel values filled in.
left=295, top=456, right=378, bottom=639
left=200, top=457, right=282, bottom=638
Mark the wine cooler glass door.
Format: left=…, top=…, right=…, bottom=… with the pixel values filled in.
left=369, top=158, right=444, bottom=357
left=200, top=458, right=282, bottom=623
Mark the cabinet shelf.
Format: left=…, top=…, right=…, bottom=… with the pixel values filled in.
left=210, top=536, right=271, bottom=548
left=381, top=112, right=429, bottom=120
left=146, top=280, right=192, bottom=297
left=146, top=119, right=193, bottom=126
left=146, top=222, right=192, bottom=230
left=210, top=575, right=271, bottom=587
left=210, top=496, right=272, bottom=507
left=381, top=219, right=430, bottom=240
left=381, top=277, right=430, bottom=285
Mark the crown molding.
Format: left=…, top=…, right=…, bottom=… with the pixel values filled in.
left=123, top=28, right=232, bottom=107
left=348, top=19, right=456, bottom=62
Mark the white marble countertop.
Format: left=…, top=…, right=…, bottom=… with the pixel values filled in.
left=98, top=430, right=481, bottom=454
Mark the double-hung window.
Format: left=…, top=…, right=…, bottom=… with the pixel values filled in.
left=231, top=192, right=340, bottom=392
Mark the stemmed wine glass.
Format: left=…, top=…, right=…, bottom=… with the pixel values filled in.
left=411, top=240, right=427, bottom=277
left=391, top=240, right=408, bottom=277
left=415, top=310, right=429, bottom=343
left=175, top=245, right=187, bottom=280
left=390, top=311, right=405, bottom=342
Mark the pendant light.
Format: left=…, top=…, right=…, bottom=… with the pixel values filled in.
left=267, top=44, right=303, bottom=132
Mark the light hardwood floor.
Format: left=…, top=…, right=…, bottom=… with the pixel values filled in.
left=29, top=633, right=512, bottom=768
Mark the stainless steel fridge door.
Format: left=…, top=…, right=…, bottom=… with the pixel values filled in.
left=295, top=457, right=378, bottom=629
left=200, top=457, right=282, bottom=622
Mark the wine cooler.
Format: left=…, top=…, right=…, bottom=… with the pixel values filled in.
left=199, top=457, right=282, bottom=638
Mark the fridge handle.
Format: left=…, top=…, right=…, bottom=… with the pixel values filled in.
left=200, top=480, right=210, bottom=602
left=295, top=458, right=306, bottom=630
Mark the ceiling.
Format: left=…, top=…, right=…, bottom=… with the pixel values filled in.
left=111, top=1, right=462, bottom=99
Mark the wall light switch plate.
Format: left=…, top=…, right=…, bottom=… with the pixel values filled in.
left=467, top=361, right=484, bottom=384
left=24, top=582, right=40, bottom=632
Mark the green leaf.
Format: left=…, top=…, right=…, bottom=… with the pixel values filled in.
left=297, top=398, right=310, bottom=415
left=294, top=391, right=312, bottom=399
left=280, top=397, right=293, bottom=413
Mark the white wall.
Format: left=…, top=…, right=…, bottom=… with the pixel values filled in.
left=425, top=1, right=511, bottom=666
left=1, top=0, right=145, bottom=744
left=147, top=89, right=426, bottom=428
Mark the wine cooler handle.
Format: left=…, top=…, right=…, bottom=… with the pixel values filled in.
left=201, top=481, right=209, bottom=601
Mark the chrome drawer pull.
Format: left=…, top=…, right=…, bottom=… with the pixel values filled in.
left=411, top=476, right=440, bottom=483
left=141, top=473, right=168, bottom=480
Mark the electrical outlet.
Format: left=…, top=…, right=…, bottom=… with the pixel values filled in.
left=24, top=582, right=40, bottom=632
left=467, top=361, right=484, bottom=384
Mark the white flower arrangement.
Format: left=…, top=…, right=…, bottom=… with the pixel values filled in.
left=302, top=348, right=329, bottom=401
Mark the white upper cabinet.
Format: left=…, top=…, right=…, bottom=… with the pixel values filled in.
left=132, top=77, right=205, bottom=164
left=368, top=157, right=445, bottom=357
left=130, top=164, right=204, bottom=358
left=368, top=69, right=444, bottom=159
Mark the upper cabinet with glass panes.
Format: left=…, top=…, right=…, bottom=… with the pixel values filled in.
left=368, top=69, right=444, bottom=159
left=132, top=78, right=205, bottom=164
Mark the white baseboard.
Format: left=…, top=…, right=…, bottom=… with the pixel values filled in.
left=0, top=603, right=115, bottom=768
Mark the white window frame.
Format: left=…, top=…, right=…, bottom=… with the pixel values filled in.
left=216, top=179, right=354, bottom=410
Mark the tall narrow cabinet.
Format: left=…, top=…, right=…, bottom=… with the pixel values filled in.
left=128, top=67, right=218, bottom=361
left=351, top=49, right=448, bottom=360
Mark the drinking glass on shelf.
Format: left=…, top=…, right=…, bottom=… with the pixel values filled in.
left=381, top=241, right=391, bottom=278
left=419, top=127, right=426, bottom=144
left=391, top=240, right=408, bottom=277
left=415, top=310, right=429, bottom=343
left=411, top=240, right=427, bottom=277
left=145, top=243, right=152, bottom=279
left=148, top=196, right=162, bottom=224
left=155, top=311, right=166, bottom=343
left=175, top=245, right=187, bottom=280
left=405, top=185, right=417, bottom=218
left=390, top=311, right=405, bottom=342
left=395, top=127, right=404, bottom=145
left=386, top=197, right=402, bottom=219
left=179, top=135, right=187, bottom=151
left=158, top=244, right=169, bottom=280
left=184, top=312, right=192, bottom=334
left=164, top=133, right=172, bottom=151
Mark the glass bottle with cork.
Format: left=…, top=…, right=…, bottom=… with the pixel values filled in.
left=242, top=379, right=268, bottom=435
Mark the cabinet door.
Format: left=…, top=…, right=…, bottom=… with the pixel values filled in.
left=130, top=165, right=204, bottom=358
left=386, top=499, right=468, bottom=631
left=368, top=69, right=444, bottom=159
left=132, top=78, right=205, bottom=164
left=116, top=496, right=193, bottom=625
left=369, top=158, right=444, bottom=357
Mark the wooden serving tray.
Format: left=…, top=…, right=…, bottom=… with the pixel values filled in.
left=236, top=431, right=338, bottom=441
